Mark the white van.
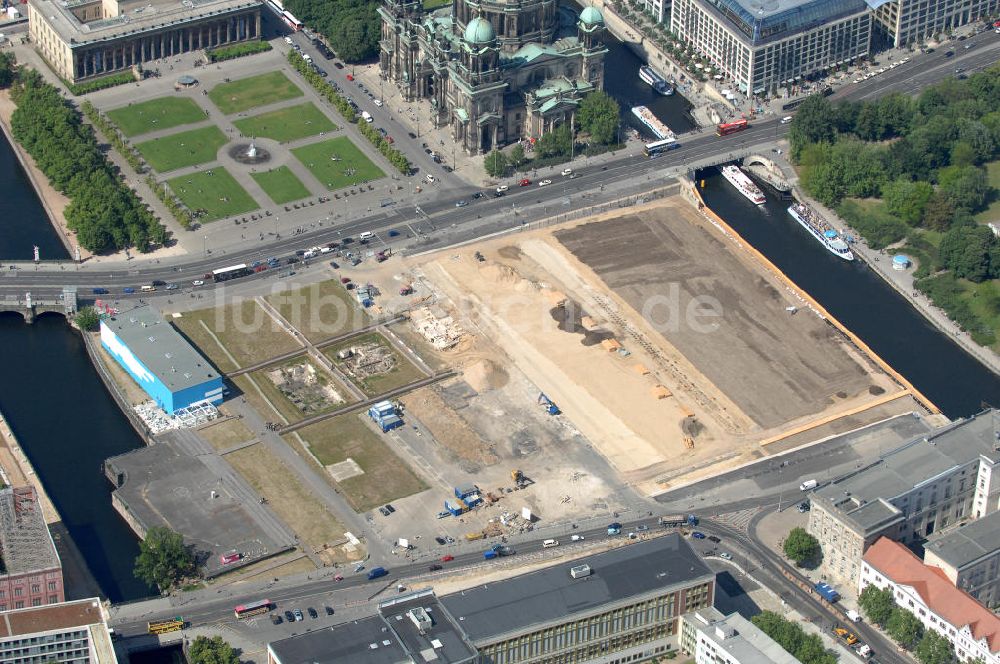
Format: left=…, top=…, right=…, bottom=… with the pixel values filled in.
left=303, top=249, right=317, bottom=259
left=799, top=479, right=818, bottom=491
left=780, top=116, right=794, bottom=124
left=140, top=285, right=156, bottom=292
left=542, top=539, right=559, bottom=548
left=358, top=231, right=375, bottom=241
left=361, top=111, right=373, bottom=123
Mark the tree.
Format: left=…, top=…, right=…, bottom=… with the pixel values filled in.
left=283, top=0, right=379, bottom=63
left=74, top=307, right=101, bottom=332
left=752, top=611, right=836, bottom=664
left=788, top=94, right=837, bottom=161
left=939, top=224, right=997, bottom=282
left=578, top=90, right=620, bottom=145
left=188, top=636, right=239, bottom=664
left=536, top=123, right=572, bottom=159
left=509, top=144, right=525, bottom=168
left=134, top=527, right=195, bottom=591
left=915, top=630, right=955, bottom=664
left=783, top=527, right=820, bottom=565
left=484, top=149, right=509, bottom=178
left=858, top=584, right=895, bottom=625
left=937, top=164, right=990, bottom=213
left=886, top=607, right=924, bottom=650
left=883, top=179, right=934, bottom=225
left=0, top=52, right=16, bottom=89
left=922, top=191, right=957, bottom=232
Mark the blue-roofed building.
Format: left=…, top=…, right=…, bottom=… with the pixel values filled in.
left=378, top=0, right=608, bottom=154
left=671, top=0, right=871, bottom=95
left=100, top=305, right=224, bottom=414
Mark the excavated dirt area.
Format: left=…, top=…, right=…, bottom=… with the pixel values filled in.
left=416, top=197, right=905, bottom=486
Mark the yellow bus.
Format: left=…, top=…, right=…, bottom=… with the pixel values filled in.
left=147, top=618, right=184, bottom=635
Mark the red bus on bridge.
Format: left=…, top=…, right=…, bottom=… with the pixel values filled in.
left=717, top=119, right=749, bottom=136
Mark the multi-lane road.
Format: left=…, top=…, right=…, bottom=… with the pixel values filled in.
left=5, top=31, right=998, bottom=304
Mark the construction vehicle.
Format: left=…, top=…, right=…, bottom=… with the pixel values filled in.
left=465, top=531, right=485, bottom=541
left=510, top=469, right=533, bottom=488
left=833, top=627, right=858, bottom=646
left=537, top=393, right=560, bottom=415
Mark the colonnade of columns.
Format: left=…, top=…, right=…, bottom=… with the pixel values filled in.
left=72, top=10, right=260, bottom=81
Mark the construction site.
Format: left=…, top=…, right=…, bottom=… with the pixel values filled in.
left=389, top=194, right=926, bottom=506
left=265, top=359, right=346, bottom=415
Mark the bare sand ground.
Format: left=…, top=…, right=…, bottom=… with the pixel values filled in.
left=416, top=196, right=904, bottom=486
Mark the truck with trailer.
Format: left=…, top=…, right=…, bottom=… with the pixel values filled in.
left=659, top=514, right=698, bottom=527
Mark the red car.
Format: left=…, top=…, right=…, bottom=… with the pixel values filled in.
left=518, top=178, right=531, bottom=186
left=346, top=74, right=354, bottom=81
left=440, top=555, right=454, bottom=562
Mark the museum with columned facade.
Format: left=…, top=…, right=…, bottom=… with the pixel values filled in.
left=28, top=0, right=261, bottom=84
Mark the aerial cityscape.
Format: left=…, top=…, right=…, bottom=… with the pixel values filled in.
left=0, top=0, right=999, bottom=662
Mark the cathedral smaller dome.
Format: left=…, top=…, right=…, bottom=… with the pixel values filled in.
left=464, top=16, right=496, bottom=44
left=579, top=6, right=604, bottom=26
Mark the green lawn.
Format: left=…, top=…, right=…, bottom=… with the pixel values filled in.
left=975, top=160, right=1000, bottom=225
left=266, top=279, right=366, bottom=342
left=136, top=125, right=228, bottom=172
left=289, top=414, right=427, bottom=512
left=251, top=166, right=311, bottom=204
left=233, top=102, right=337, bottom=142
left=106, top=97, right=207, bottom=137
left=292, top=137, right=385, bottom=191
left=167, top=168, right=258, bottom=222
left=208, top=71, right=304, bottom=114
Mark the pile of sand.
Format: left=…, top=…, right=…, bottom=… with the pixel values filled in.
left=464, top=359, right=510, bottom=392
left=480, top=262, right=539, bottom=293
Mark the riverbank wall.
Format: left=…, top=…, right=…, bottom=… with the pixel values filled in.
left=681, top=177, right=942, bottom=416
left=0, top=91, right=77, bottom=258
left=0, top=408, right=104, bottom=600
left=80, top=328, right=154, bottom=445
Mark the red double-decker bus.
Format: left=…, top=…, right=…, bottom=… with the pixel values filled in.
left=717, top=119, right=749, bottom=136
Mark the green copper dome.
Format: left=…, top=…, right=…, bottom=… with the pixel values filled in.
left=464, top=16, right=495, bottom=44
left=579, top=6, right=604, bottom=25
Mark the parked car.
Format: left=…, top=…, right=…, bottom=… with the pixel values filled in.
left=496, top=184, right=509, bottom=192
left=271, top=614, right=283, bottom=625
left=379, top=506, right=390, bottom=516
left=373, top=99, right=384, bottom=107
left=192, top=280, right=204, bottom=286
left=692, top=531, right=707, bottom=539
left=165, top=283, right=179, bottom=290
left=307, top=607, right=318, bottom=619
left=293, top=609, right=303, bottom=621
left=719, top=552, right=733, bottom=560
left=518, top=178, right=531, bottom=186
left=346, top=73, right=354, bottom=81
left=334, top=61, right=344, bottom=69
left=325, top=606, right=335, bottom=616
left=435, top=536, right=446, bottom=545
left=385, top=504, right=395, bottom=513
left=284, top=610, right=295, bottom=622
left=561, top=168, right=573, bottom=176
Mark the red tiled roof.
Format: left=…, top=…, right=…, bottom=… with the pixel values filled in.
left=863, top=537, right=1000, bottom=653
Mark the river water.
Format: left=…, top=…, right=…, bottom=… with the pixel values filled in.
left=0, top=132, right=69, bottom=261
left=0, top=35, right=996, bottom=606
left=0, top=312, right=153, bottom=601
left=696, top=167, right=1000, bottom=418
